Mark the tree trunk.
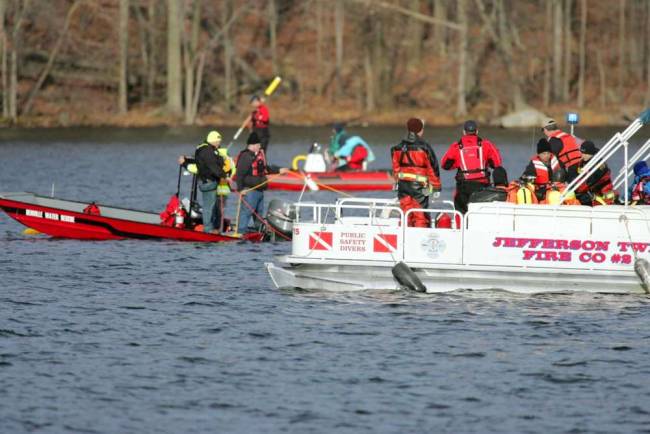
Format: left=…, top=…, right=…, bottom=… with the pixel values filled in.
left=456, top=0, right=467, bottom=116
left=118, top=0, right=128, bottom=114
left=334, top=0, right=344, bottom=99
left=184, top=0, right=201, bottom=124
left=147, top=0, right=158, bottom=100
left=552, top=0, right=563, bottom=102
left=0, top=0, right=6, bottom=118
left=577, top=0, right=587, bottom=107
left=433, top=0, right=447, bottom=55
left=543, top=0, right=552, bottom=107
left=315, top=0, right=323, bottom=95
left=597, top=49, right=606, bottom=108
left=9, top=0, right=29, bottom=121
left=167, top=0, right=182, bottom=115
left=562, top=0, right=572, bottom=102
left=269, top=0, right=278, bottom=75
left=406, top=0, right=423, bottom=68
left=364, top=43, right=374, bottom=112
left=618, top=0, right=626, bottom=97
left=222, top=0, right=233, bottom=111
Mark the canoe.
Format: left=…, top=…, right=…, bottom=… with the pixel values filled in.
left=267, top=170, right=394, bottom=192
left=0, top=192, right=263, bottom=242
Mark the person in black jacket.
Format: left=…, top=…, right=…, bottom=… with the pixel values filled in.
left=235, top=132, right=288, bottom=233
left=195, top=131, right=227, bottom=233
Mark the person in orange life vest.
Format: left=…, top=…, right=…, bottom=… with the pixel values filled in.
left=542, top=118, right=582, bottom=170
left=441, top=120, right=503, bottom=214
left=235, top=132, right=288, bottom=233
left=522, top=138, right=563, bottom=202
left=247, top=95, right=271, bottom=153
left=567, top=141, right=616, bottom=206
left=390, top=118, right=441, bottom=228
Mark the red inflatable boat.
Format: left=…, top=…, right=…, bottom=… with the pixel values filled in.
left=267, top=170, right=394, bottom=192
left=0, top=192, right=263, bottom=242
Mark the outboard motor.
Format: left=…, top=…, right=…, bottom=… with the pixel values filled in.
left=265, top=199, right=296, bottom=240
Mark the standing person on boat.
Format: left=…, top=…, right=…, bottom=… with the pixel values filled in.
left=441, top=120, right=503, bottom=214
left=390, top=118, right=441, bottom=228
left=195, top=131, right=227, bottom=233
left=522, top=138, right=563, bottom=202
left=567, top=141, right=616, bottom=206
left=329, top=123, right=348, bottom=156
left=235, top=132, right=288, bottom=233
left=246, top=95, right=271, bottom=153
left=542, top=118, right=582, bottom=170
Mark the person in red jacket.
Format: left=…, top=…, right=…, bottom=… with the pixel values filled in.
left=337, top=145, right=368, bottom=171
left=248, top=95, right=271, bottom=152
left=542, top=118, right=581, bottom=170
left=441, top=120, right=503, bottom=214
left=391, top=118, right=441, bottom=228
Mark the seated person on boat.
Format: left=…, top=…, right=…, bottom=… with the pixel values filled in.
left=522, top=138, right=564, bottom=202
left=630, top=161, right=650, bottom=205
left=391, top=118, right=441, bottom=228
left=567, top=141, right=617, bottom=206
left=329, top=123, right=375, bottom=171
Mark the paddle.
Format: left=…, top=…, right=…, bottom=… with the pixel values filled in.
left=227, top=76, right=282, bottom=152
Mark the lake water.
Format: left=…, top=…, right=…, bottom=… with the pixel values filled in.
left=1, top=126, right=650, bottom=433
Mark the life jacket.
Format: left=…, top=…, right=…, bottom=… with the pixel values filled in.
left=575, top=162, right=614, bottom=196
left=456, top=135, right=489, bottom=182
left=548, top=131, right=581, bottom=168
left=217, top=148, right=234, bottom=196
left=531, top=154, right=560, bottom=186
left=506, top=181, right=522, bottom=204
left=392, top=138, right=441, bottom=188
left=235, top=149, right=267, bottom=179
left=83, top=202, right=101, bottom=215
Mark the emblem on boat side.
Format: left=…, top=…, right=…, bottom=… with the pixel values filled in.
left=421, top=234, right=446, bottom=259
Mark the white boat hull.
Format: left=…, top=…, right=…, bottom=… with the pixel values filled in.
left=266, top=259, right=646, bottom=294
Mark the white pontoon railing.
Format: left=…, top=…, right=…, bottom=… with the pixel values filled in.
left=560, top=109, right=650, bottom=205
left=613, top=138, right=650, bottom=190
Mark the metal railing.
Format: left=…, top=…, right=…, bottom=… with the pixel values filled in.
left=613, top=138, right=650, bottom=190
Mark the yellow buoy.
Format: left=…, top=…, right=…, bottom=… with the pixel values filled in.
left=516, top=187, right=534, bottom=204
left=546, top=189, right=562, bottom=205
left=23, top=228, right=41, bottom=235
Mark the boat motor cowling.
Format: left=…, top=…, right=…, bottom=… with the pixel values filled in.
left=265, top=199, right=296, bottom=239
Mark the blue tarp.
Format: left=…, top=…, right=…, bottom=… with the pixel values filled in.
left=334, top=136, right=375, bottom=164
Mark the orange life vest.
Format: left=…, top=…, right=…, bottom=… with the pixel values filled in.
left=531, top=155, right=560, bottom=186
left=548, top=131, right=581, bottom=168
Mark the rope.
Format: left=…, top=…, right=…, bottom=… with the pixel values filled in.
left=234, top=190, right=292, bottom=241
left=285, top=170, right=356, bottom=198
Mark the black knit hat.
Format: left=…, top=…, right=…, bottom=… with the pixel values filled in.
left=247, top=132, right=261, bottom=145
left=463, top=120, right=477, bottom=133
left=536, top=138, right=551, bottom=154
left=580, top=140, right=599, bottom=155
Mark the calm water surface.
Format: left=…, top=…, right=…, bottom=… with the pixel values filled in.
left=1, top=126, right=650, bottom=433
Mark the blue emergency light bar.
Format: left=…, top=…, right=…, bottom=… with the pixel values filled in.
left=566, top=112, right=580, bottom=125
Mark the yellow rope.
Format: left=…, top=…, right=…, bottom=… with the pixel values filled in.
left=285, top=170, right=355, bottom=197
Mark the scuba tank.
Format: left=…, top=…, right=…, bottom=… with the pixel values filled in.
left=265, top=199, right=296, bottom=240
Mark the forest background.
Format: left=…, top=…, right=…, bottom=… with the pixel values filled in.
left=1, top=0, right=649, bottom=128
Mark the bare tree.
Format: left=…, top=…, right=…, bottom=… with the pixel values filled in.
left=433, top=0, right=447, bottom=55
left=577, top=0, right=587, bottom=107
left=0, top=0, right=7, bottom=118
left=334, top=0, right=343, bottom=98
left=183, top=0, right=203, bottom=124
left=618, top=0, right=626, bottom=98
left=118, top=0, right=128, bottom=113
left=269, top=0, right=278, bottom=75
left=167, top=0, right=182, bottom=115
left=456, top=0, right=468, bottom=115
left=552, top=0, right=563, bottom=102
left=406, top=0, right=423, bottom=68
left=562, top=0, right=572, bottom=101
left=222, top=0, right=234, bottom=111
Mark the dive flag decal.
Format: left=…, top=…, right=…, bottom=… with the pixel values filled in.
left=309, top=231, right=333, bottom=251
left=373, top=233, right=397, bottom=253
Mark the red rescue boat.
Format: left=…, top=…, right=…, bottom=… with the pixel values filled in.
left=0, top=192, right=263, bottom=242
left=267, top=170, right=394, bottom=192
